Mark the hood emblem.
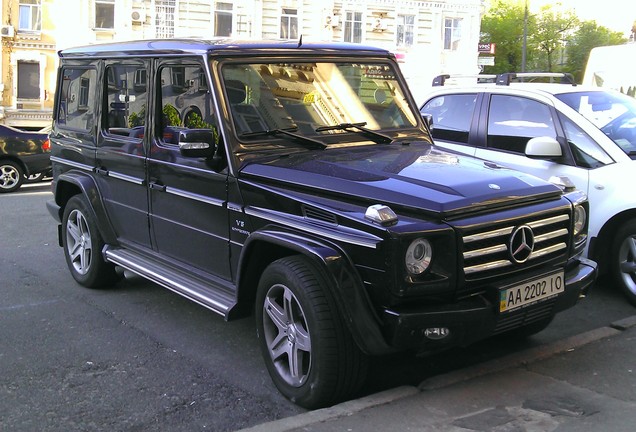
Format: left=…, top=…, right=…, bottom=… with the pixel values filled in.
left=509, top=225, right=534, bottom=263
left=488, top=183, right=501, bottom=190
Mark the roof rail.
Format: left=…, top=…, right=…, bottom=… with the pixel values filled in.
left=432, top=74, right=497, bottom=86
left=496, top=72, right=577, bottom=86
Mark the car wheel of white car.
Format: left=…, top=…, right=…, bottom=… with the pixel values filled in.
left=611, top=220, right=636, bottom=306
left=0, top=160, right=24, bottom=193
left=255, top=256, right=368, bottom=409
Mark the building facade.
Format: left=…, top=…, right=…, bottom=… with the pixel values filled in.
left=0, top=0, right=487, bottom=128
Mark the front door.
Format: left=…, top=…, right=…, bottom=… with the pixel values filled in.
left=147, top=60, right=232, bottom=280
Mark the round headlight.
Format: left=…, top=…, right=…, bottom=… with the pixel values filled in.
left=573, top=205, right=586, bottom=236
left=405, top=238, right=432, bottom=275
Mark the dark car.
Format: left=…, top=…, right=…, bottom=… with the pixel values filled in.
left=0, top=124, right=51, bottom=192
left=47, top=40, right=596, bottom=409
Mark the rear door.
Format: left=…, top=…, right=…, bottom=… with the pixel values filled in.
left=95, top=60, right=151, bottom=248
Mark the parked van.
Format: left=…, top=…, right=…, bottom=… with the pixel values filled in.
left=583, top=44, right=636, bottom=96
left=47, top=39, right=596, bottom=408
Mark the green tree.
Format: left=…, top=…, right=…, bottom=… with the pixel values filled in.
left=480, top=0, right=535, bottom=74
left=531, top=4, right=578, bottom=72
left=566, top=21, right=627, bottom=82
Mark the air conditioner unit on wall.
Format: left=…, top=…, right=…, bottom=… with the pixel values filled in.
left=1, top=25, right=15, bottom=38
left=131, top=8, right=146, bottom=23
left=324, top=14, right=340, bottom=28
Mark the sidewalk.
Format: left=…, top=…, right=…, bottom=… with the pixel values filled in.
left=239, top=315, right=636, bottom=432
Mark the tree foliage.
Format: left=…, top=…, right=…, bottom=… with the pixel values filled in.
left=566, top=21, right=627, bottom=82
left=480, top=0, right=629, bottom=81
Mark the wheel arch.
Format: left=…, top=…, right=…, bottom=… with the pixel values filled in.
left=0, top=156, right=27, bottom=173
left=590, top=208, right=636, bottom=275
left=54, top=171, right=118, bottom=245
left=233, top=229, right=392, bottom=356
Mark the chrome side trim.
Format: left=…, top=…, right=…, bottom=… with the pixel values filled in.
left=245, top=206, right=381, bottom=249
left=50, top=155, right=93, bottom=172
left=108, top=170, right=144, bottom=185
left=165, top=186, right=225, bottom=207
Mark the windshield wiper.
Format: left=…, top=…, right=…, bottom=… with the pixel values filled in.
left=315, top=122, right=392, bottom=144
left=240, top=127, right=326, bottom=150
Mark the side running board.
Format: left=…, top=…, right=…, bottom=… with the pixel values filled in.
left=103, top=246, right=236, bottom=319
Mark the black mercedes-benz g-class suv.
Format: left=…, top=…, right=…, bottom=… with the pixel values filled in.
left=47, top=39, right=596, bottom=409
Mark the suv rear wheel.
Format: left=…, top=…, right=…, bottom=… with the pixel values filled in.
left=0, top=160, right=24, bottom=193
left=62, top=195, right=122, bottom=288
left=255, top=256, right=368, bottom=409
left=611, top=219, right=636, bottom=306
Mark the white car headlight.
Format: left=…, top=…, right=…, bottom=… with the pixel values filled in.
left=405, top=238, right=432, bottom=275
left=573, top=205, right=586, bottom=237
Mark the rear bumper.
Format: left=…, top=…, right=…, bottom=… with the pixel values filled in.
left=381, top=258, right=597, bottom=353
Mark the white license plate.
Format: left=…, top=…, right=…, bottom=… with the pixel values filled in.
left=499, top=271, right=564, bottom=313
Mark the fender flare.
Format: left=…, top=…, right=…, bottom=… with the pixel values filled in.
left=53, top=171, right=118, bottom=245
left=237, top=228, right=393, bottom=356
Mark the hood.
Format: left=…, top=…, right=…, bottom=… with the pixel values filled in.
left=239, top=142, right=562, bottom=217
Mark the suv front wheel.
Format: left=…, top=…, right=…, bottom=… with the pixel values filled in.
left=611, top=219, right=636, bottom=306
left=62, top=195, right=122, bottom=288
left=255, top=256, right=368, bottom=409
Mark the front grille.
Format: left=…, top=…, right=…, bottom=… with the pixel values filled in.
left=462, top=210, right=570, bottom=282
left=493, top=298, right=556, bottom=334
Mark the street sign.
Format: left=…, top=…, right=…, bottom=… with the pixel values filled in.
left=478, top=56, right=495, bottom=66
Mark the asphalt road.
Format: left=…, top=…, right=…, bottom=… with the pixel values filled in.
left=2, top=182, right=634, bottom=431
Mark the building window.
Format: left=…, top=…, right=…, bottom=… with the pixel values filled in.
left=343, top=11, right=363, bottom=43
left=155, top=0, right=175, bottom=38
left=443, top=18, right=462, bottom=51
left=280, top=8, right=298, bottom=40
left=396, top=15, right=414, bottom=48
left=17, top=61, right=40, bottom=100
left=95, top=0, right=115, bottom=29
left=18, top=0, right=41, bottom=32
left=214, top=2, right=233, bottom=37
left=79, top=77, right=90, bottom=109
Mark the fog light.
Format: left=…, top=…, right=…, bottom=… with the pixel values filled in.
left=424, top=327, right=450, bottom=340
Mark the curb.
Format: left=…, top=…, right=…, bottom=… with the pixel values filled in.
left=236, top=315, right=636, bottom=432
left=236, top=386, right=419, bottom=432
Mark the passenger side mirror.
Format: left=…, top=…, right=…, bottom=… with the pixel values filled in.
left=421, top=113, right=433, bottom=129
left=178, top=129, right=217, bottom=158
left=525, top=136, right=562, bottom=160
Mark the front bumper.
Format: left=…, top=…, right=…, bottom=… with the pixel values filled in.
left=382, top=258, right=597, bottom=353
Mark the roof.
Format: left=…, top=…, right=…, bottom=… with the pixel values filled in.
left=58, top=38, right=393, bottom=59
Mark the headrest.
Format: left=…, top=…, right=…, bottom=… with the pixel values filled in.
left=226, top=80, right=246, bottom=104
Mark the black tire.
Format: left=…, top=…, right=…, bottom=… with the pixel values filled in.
left=0, top=160, right=25, bottom=193
left=61, top=195, right=122, bottom=288
left=255, top=256, right=368, bottom=409
left=610, top=220, right=636, bottom=306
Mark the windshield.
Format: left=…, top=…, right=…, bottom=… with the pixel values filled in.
left=555, top=90, right=636, bottom=154
left=220, top=61, right=418, bottom=143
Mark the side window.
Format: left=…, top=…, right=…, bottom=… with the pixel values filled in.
left=560, top=114, right=613, bottom=168
left=158, top=64, right=217, bottom=145
left=420, top=94, right=476, bottom=144
left=103, top=64, right=148, bottom=139
left=487, top=95, right=557, bottom=153
left=56, top=67, right=97, bottom=132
